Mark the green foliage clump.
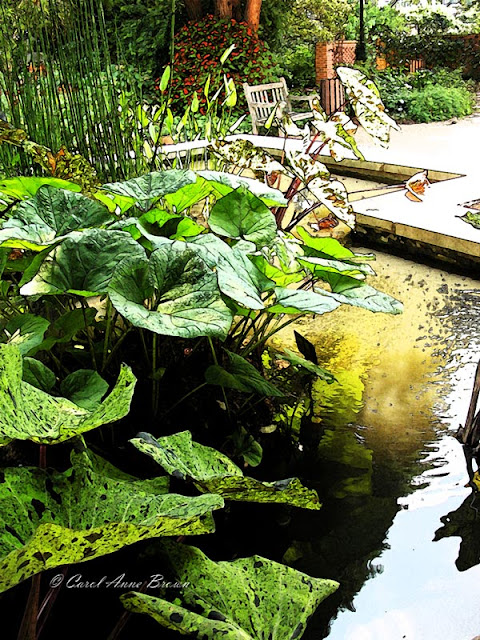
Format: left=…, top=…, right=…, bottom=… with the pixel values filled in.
left=275, top=45, right=316, bottom=89
left=103, top=0, right=175, bottom=75
left=373, top=68, right=474, bottom=122
left=166, top=15, right=279, bottom=115
left=401, top=84, right=473, bottom=122
left=272, top=0, right=352, bottom=89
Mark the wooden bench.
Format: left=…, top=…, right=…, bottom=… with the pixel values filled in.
left=242, top=78, right=315, bottom=135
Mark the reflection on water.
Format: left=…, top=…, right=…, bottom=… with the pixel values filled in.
left=275, top=250, right=480, bottom=640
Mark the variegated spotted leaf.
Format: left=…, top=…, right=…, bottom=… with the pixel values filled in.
left=130, top=431, right=320, bottom=510
left=336, top=66, right=399, bottom=147
left=0, top=343, right=136, bottom=446
left=0, top=447, right=223, bottom=594
left=121, top=542, right=338, bottom=640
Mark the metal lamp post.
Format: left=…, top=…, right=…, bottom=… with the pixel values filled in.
left=356, top=0, right=366, bottom=61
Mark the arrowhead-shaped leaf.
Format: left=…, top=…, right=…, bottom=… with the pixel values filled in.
left=269, top=288, right=341, bottom=315
left=121, top=542, right=338, bottom=640
left=315, top=283, right=403, bottom=314
left=131, top=431, right=320, bottom=509
left=0, top=344, right=136, bottom=446
left=0, top=449, right=223, bottom=594
left=3, top=313, right=50, bottom=354
left=271, top=347, right=335, bottom=383
left=205, top=350, right=283, bottom=396
left=22, top=358, right=56, bottom=392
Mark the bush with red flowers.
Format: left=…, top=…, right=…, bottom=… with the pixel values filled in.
left=165, top=15, right=279, bottom=116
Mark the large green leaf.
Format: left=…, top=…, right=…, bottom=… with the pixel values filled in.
left=209, top=186, right=277, bottom=249
left=0, top=343, right=136, bottom=446
left=3, top=313, right=50, bottom=355
left=59, top=369, right=109, bottom=411
left=198, top=170, right=288, bottom=207
left=0, top=176, right=81, bottom=200
left=205, top=350, right=283, bottom=396
left=296, top=227, right=375, bottom=264
left=269, top=287, right=341, bottom=315
left=187, top=235, right=274, bottom=310
left=315, top=283, right=403, bottom=314
left=249, top=255, right=304, bottom=287
left=121, top=542, right=338, bottom=639
left=20, top=230, right=146, bottom=297
left=107, top=243, right=233, bottom=339
left=138, top=209, right=204, bottom=240
left=101, top=170, right=197, bottom=212
left=0, top=448, right=223, bottom=594
left=163, top=176, right=214, bottom=213
left=131, top=431, right=320, bottom=509
left=0, top=186, right=113, bottom=250
left=298, top=256, right=373, bottom=279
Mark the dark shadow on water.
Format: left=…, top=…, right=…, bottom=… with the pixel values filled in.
left=434, top=490, right=480, bottom=573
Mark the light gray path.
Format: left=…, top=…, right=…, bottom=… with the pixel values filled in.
left=355, top=116, right=480, bottom=175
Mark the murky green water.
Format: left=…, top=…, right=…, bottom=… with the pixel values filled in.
left=272, top=250, right=480, bottom=640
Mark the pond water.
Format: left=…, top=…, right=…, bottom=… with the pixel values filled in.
left=271, top=249, right=480, bottom=640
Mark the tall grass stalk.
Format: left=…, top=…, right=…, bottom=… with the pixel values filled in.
left=0, top=0, right=147, bottom=180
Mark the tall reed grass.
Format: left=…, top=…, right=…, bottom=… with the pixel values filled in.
left=0, top=0, right=148, bottom=180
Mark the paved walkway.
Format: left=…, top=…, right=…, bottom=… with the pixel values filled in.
left=355, top=116, right=480, bottom=175
left=162, top=119, right=480, bottom=264
left=350, top=117, right=480, bottom=262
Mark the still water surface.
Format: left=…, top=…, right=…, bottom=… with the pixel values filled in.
left=274, top=250, right=480, bottom=640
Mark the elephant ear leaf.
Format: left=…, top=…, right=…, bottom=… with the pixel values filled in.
left=0, top=448, right=224, bottom=594
left=121, top=542, right=338, bottom=640
left=130, top=431, right=320, bottom=510
left=101, top=170, right=197, bottom=212
left=0, top=187, right=112, bottom=250
left=208, top=185, right=277, bottom=249
left=0, top=343, right=136, bottom=446
left=107, top=242, right=233, bottom=340
left=20, top=230, right=146, bottom=297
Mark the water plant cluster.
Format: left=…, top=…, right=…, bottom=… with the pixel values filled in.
left=0, top=5, right=402, bottom=635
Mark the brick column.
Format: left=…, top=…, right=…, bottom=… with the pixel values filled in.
left=315, top=42, right=335, bottom=82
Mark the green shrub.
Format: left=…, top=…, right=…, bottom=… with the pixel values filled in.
left=405, top=85, right=473, bottom=122
left=276, top=44, right=316, bottom=89
left=371, top=68, right=474, bottom=122
left=165, top=15, right=279, bottom=115
left=104, top=0, right=175, bottom=75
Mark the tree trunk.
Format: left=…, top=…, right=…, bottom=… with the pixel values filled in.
left=231, top=0, right=242, bottom=21
left=215, top=0, right=232, bottom=19
left=184, top=0, right=203, bottom=21
left=244, top=0, right=262, bottom=32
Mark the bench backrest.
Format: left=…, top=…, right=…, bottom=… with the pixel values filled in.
left=242, top=78, right=291, bottom=133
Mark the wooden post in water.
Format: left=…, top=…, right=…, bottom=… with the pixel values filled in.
left=457, top=360, right=480, bottom=446
left=457, top=360, right=480, bottom=486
